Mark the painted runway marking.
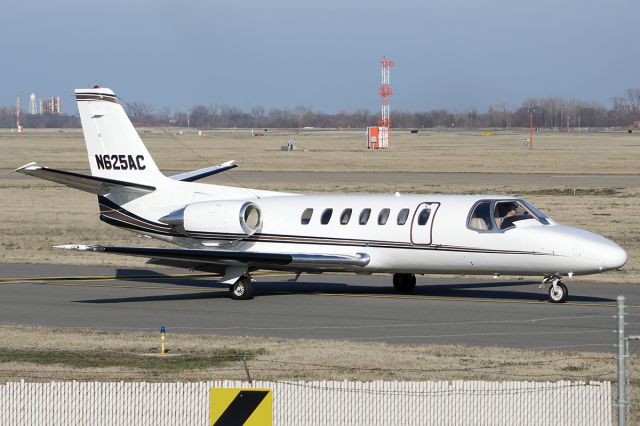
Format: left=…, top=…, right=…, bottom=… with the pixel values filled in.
left=0, top=272, right=289, bottom=291
left=1, top=281, right=227, bottom=292
left=315, top=292, right=635, bottom=308
left=0, top=272, right=220, bottom=283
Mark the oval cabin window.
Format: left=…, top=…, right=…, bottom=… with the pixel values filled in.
left=340, top=208, right=352, bottom=225
left=397, top=208, right=410, bottom=225
left=359, top=208, right=371, bottom=225
left=321, top=208, right=333, bottom=225
left=417, top=208, right=430, bottom=226
left=378, top=208, right=390, bottom=225
left=301, top=208, right=313, bottom=225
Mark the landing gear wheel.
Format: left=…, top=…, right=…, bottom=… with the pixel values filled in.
left=230, top=276, right=253, bottom=300
left=393, top=273, right=416, bottom=293
left=548, top=281, right=568, bottom=303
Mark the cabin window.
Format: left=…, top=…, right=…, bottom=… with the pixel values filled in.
left=468, top=201, right=493, bottom=231
left=321, top=208, right=333, bottom=224
left=417, top=208, right=430, bottom=225
left=340, top=208, right=352, bottom=225
left=301, top=208, right=313, bottom=225
left=378, top=208, right=390, bottom=225
left=397, top=208, right=410, bottom=225
left=359, top=208, right=371, bottom=225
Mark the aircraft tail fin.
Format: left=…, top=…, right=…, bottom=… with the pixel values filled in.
left=75, top=87, right=166, bottom=186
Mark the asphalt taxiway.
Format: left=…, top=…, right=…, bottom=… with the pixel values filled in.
left=1, top=263, right=638, bottom=353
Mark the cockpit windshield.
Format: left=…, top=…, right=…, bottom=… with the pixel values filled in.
left=519, top=200, right=549, bottom=223
left=468, top=199, right=549, bottom=231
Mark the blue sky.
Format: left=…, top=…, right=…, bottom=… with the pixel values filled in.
left=2, top=0, right=639, bottom=113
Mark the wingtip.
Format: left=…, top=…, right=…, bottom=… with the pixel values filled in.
left=54, top=244, right=102, bottom=252
left=13, top=162, right=40, bottom=174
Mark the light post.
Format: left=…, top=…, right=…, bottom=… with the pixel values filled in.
left=528, top=105, right=537, bottom=150
left=618, top=296, right=627, bottom=426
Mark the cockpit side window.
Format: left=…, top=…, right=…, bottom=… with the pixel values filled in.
left=494, top=200, right=547, bottom=230
left=468, top=201, right=493, bottom=231
left=494, top=201, right=521, bottom=230
left=469, top=199, right=550, bottom=232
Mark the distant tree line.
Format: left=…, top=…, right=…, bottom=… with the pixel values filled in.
left=0, top=107, right=80, bottom=128
left=3, top=88, right=640, bottom=129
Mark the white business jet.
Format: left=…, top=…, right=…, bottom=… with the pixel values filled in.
left=15, top=87, right=627, bottom=302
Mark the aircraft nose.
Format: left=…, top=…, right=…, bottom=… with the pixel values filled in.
left=577, top=235, right=627, bottom=272
left=598, top=240, right=627, bottom=271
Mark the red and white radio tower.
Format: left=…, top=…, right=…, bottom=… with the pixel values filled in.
left=378, top=56, right=394, bottom=147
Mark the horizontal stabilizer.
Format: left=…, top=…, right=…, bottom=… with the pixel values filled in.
left=169, top=160, right=237, bottom=182
left=55, top=245, right=370, bottom=269
left=14, top=163, right=155, bottom=195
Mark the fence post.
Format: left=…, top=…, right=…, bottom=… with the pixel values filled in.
left=618, top=295, right=627, bottom=426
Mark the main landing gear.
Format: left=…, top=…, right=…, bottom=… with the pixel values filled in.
left=393, top=273, right=416, bottom=293
left=230, top=275, right=254, bottom=300
left=542, top=276, right=568, bottom=303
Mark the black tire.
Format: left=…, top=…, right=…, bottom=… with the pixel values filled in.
left=548, top=281, right=568, bottom=303
left=393, top=273, right=416, bottom=293
left=409, top=274, right=417, bottom=289
left=392, top=274, right=401, bottom=289
left=230, top=276, right=253, bottom=300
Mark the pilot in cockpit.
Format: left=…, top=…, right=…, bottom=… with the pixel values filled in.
left=496, top=202, right=518, bottom=229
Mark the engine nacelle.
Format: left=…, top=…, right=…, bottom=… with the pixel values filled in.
left=161, top=200, right=262, bottom=236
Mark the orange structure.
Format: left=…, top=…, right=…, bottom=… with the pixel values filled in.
left=367, top=126, right=380, bottom=149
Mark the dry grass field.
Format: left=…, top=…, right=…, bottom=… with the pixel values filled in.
left=3, top=127, right=640, bottom=173
left=0, top=323, right=629, bottom=382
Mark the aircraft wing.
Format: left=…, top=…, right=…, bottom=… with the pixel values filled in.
left=55, top=245, right=371, bottom=270
left=14, top=163, right=155, bottom=195
left=168, top=160, right=237, bottom=182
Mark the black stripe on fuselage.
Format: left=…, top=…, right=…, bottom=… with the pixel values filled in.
left=97, top=197, right=548, bottom=256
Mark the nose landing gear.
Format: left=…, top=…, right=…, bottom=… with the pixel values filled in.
left=542, top=276, right=568, bottom=303
left=230, top=275, right=254, bottom=300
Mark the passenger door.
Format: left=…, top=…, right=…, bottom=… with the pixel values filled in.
left=410, top=202, right=439, bottom=245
